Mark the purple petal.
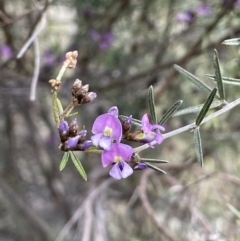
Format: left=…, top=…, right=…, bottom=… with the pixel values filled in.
left=99, top=136, right=112, bottom=150
left=80, top=140, right=93, bottom=150
left=137, top=162, right=147, bottom=170
left=155, top=133, right=164, bottom=144
left=141, top=114, right=151, bottom=132
left=109, top=162, right=133, bottom=179
left=109, top=163, right=122, bottom=179
left=102, top=148, right=115, bottom=167
left=151, top=124, right=165, bottom=132
left=91, top=133, right=103, bottom=146
left=107, top=106, right=119, bottom=117
left=59, top=121, right=69, bottom=134
left=66, top=136, right=80, bottom=149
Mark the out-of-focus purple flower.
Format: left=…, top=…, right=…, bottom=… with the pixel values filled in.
left=91, top=108, right=122, bottom=150
left=42, top=50, right=56, bottom=66
left=99, top=32, right=114, bottom=50
left=66, top=136, right=80, bottom=149
left=0, top=44, right=13, bottom=61
left=222, top=0, right=240, bottom=7
left=141, top=114, right=165, bottom=147
left=196, top=3, right=212, bottom=16
left=176, top=10, right=195, bottom=23
left=90, top=30, right=114, bottom=50
left=102, top=143, right=133, bottom=179
left=90, top=30, right=101, bottom=42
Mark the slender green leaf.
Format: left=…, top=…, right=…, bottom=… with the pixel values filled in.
left=59, top=152, right=70, bottom=171
left=226, top=203, right=240, bottom=219
left=222, top=38, right=240, bottom=45
left=213, top=49, right=225, bottom=100
left=174, top=65, right=220, bottom=99
left=174, top=100, right=222, bottom=116
left=65, top=106, right=75, bottom=117
left=57, top=98, right=64, bottom=115
left=140, top=158, right=169, bottom=163
left=194, top=128, right=203, bottom=167
left=148, top=85, right=157, bottom=123
left=195, top=88, right=217, bottom=126
left=158, top=100, right=183, bottom=124
left=70, top=151, right=87, bottom=181
left=145, top=162, right=166, bottom=174
left=119, top=115, right=142, bottom=127
left=66, top=112, right=78, bottom=118
left=206, top=74, right=240, bottom=86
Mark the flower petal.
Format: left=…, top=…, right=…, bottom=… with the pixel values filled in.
left=120, top=162, right=133, bottom=178
left=91, top=133, right=103, bottom=146
left=108, top=106, right=119, bottom=117
left=99, top=136, right=112, bottom=150
left=66, top=136, right=80, bottom=149
left=109, top=163, right=122, bottom=179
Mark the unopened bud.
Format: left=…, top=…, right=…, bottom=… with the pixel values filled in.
left=69, top=118, right=79, bottom=136
left=65, top=51, right=78, bottom=68
left=80, top=92, right=97, bottom=104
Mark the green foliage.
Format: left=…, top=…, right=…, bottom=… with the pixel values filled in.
left=70, top=151, right=87, bottom=181
left=59, top=152, right=70, bottom=171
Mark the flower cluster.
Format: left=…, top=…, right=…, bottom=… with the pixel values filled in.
left=59, top=118, right=93, bottom=151
left=91, top=107, right=165, bottom=179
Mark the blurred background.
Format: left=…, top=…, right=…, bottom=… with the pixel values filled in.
left=1, top=0, right=240, bottom=240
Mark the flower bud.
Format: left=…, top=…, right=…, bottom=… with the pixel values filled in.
left=72, top=79, right=83, bottom=96
left=66, top=136, right=80, bottom=149
left=59, top=121, right=69, bottom=141
left=122, top=115, right=132, bottom=134
left=80, top=92, right=97, bottom=104
left=69, top=118, right=79, bottom=137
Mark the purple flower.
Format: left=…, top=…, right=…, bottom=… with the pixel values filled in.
left=141, top=114, right=165, bottom=147
left=196, top=3, right=212, bottom=16
left=176, top=10, right=195, bottom=23
left=102, top=143, right=133, bottom=179
left=0, top=44, right=13, bottom=61
left=91, top=109, right=122, bottom=150
left=66, top=136, right=80, bottom=149
left=89, top=30, right=114, bottom=50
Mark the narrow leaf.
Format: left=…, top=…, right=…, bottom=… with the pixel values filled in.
left=145, top=162, right=166, bottom=174
left=195, top=88, right=217, bottom=126
left=60, top=152, right=69, bottom=171
left=140, top=158, right=169, bottom=163
left=213, top=49, right=225, bottom=100
left=206, top=74, right=240, bottom=86
left=222, top=38, right=240, bottom=45
left=174, top=65, right=220, bottom=99
left=119, top=115, right=142, bottom=127
left=226, top=203, right=240, bottom=219
left=158, top=100, right=183, bottom=124
left=174, top=100, right=222, bottom=116
left=65, top=106, right=75, bottom=117
left=57, top=98, right=64, bottom=115
left=194, top=128, right=203, bottom=167
left=70, top=151, right=87, bottom=181
left=148, top=85, right=157, bottom=124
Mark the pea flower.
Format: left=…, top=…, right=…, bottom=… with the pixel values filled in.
left=91, top=107, right=122, bottom=150
left=140, top=114, right=165, bottom=147
left=102, top=143, right=133, bottom=179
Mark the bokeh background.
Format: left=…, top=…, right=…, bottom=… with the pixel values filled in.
left=1, top=0, right=240, bottom=240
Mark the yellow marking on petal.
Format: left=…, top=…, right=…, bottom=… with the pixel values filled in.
left=114, top=156, right=123, bottom=163
left=104, top=126, right=112, bottom=136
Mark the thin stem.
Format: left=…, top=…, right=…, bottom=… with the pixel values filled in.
left=134, top=97, right=240, bottom=153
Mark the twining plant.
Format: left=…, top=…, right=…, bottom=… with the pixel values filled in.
left=49, top=38, right=240, bottom=181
